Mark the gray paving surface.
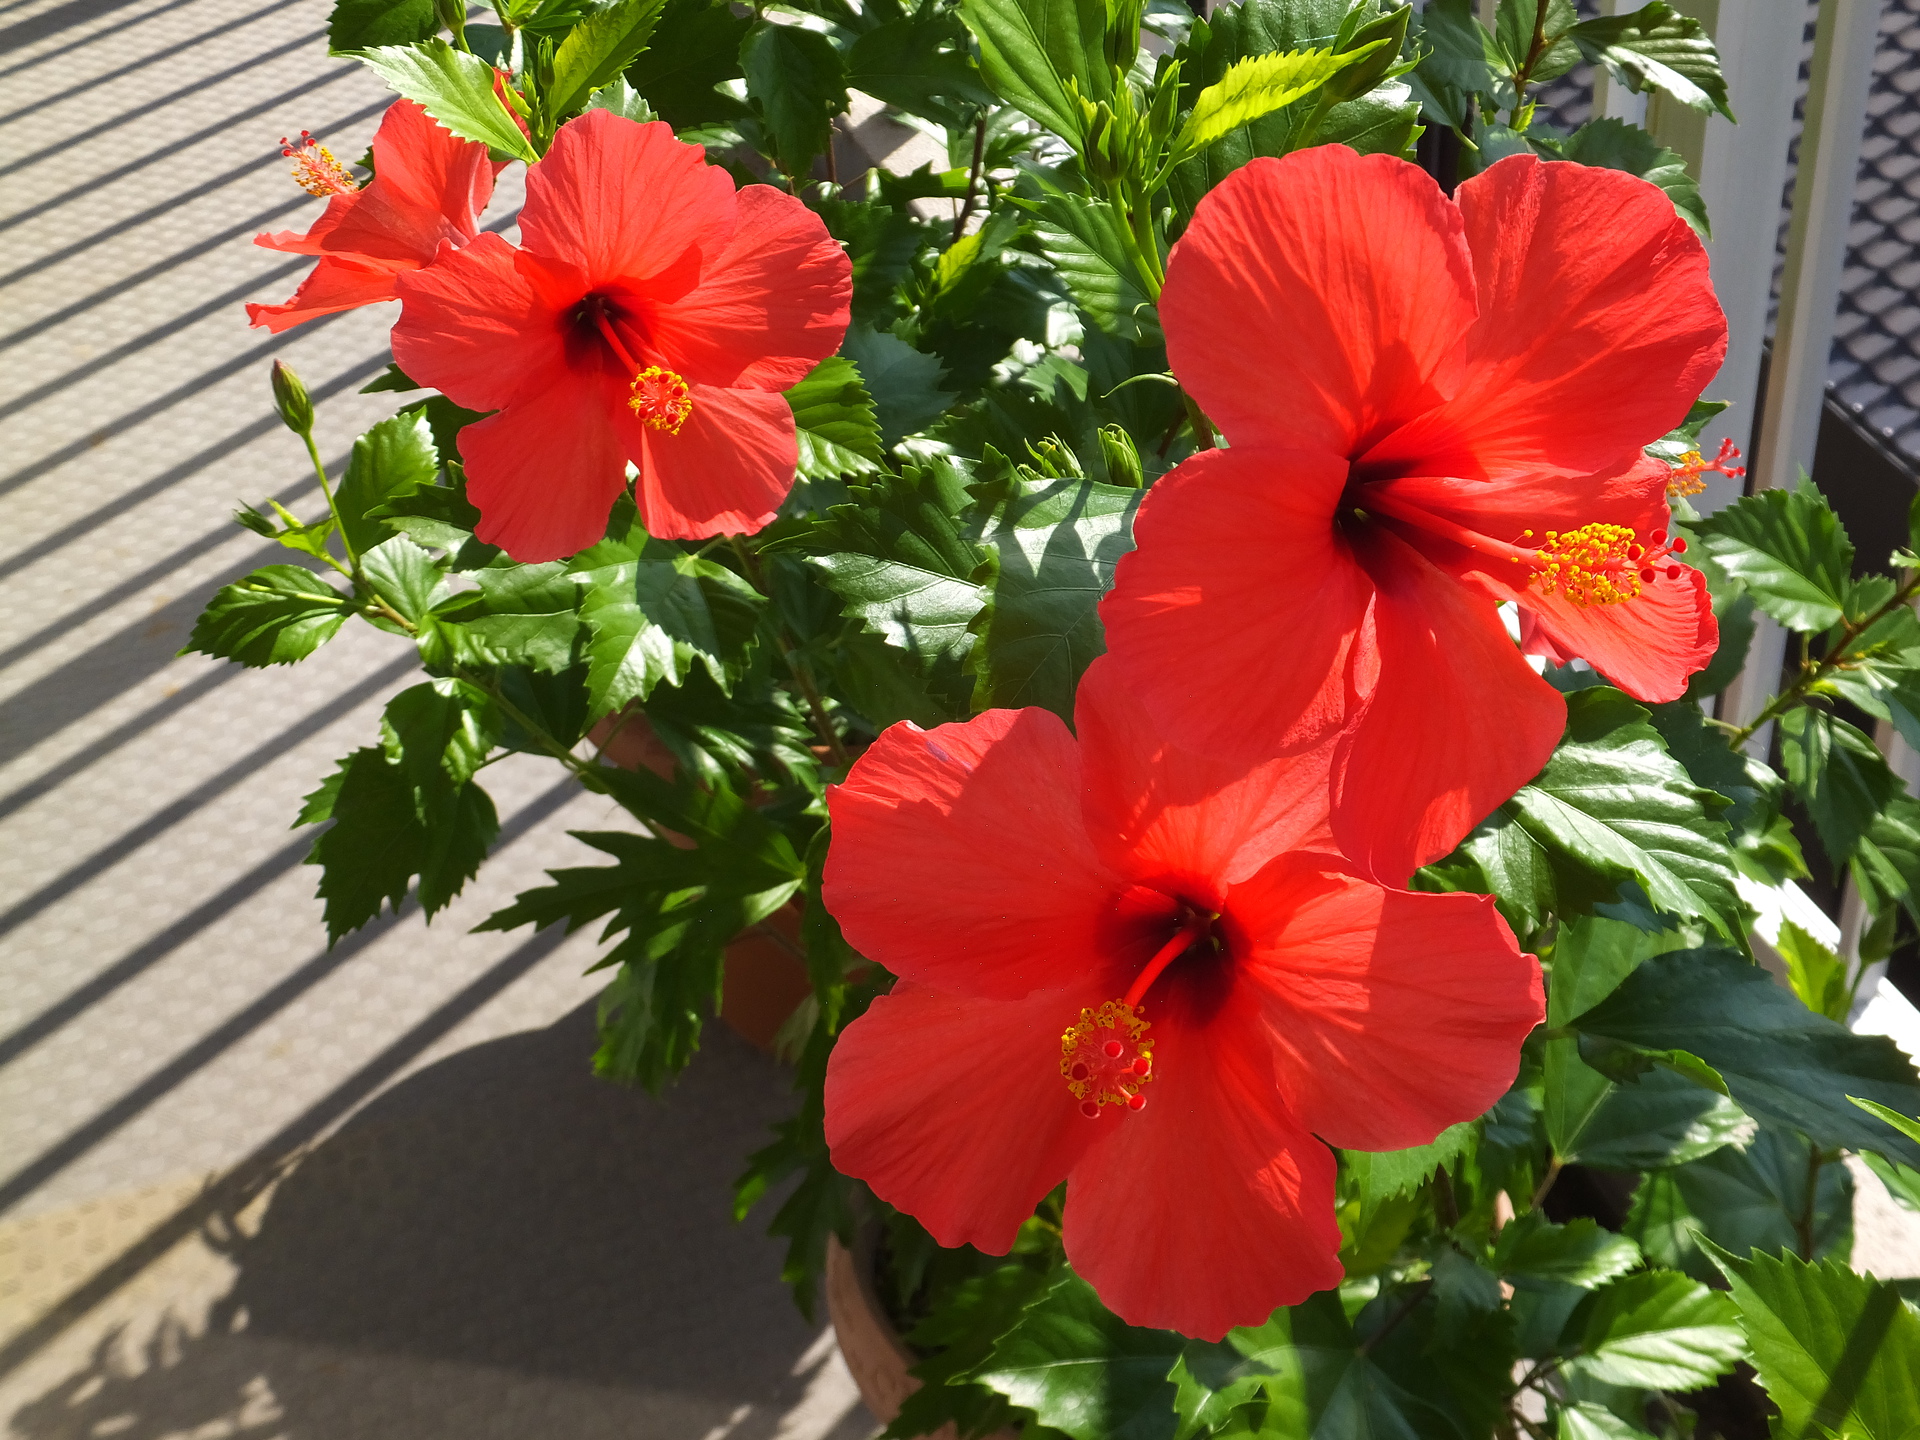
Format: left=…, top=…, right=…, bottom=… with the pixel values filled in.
left=0, top=2, right=872, bottom=1434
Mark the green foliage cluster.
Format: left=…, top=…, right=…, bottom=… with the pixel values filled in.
left=194, top=0, right=1920, bottom=1434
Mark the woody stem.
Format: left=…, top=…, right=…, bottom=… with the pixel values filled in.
left=1123, top=916, right=1210, bottom=1010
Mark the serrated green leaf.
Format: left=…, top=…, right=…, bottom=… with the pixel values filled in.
left=382, top=676, right=501, bottom=790
left=361, top=534, right=447, bottom=622
left=1779, top=918, right=1853, bottom=1022
left=368, top=480, right=484, bottom=551
left=887, top=1263, right=1052, bottom=1440
left=1692, top=484, right=1854, bottom=632
left=845, top=10, right=996, bottom=127
left=1565, top=1270, right=1745, bottom=1391
left=1780, top=708, right=1897, bottom=867
left=622, top=0, right=750, bottom=128
left=841, top=323, right=956, bottom=443
left=183, top=565, right=351, bottom=668
left=328, top=0, right=438, bottom=52
left=1825, top=604, right=1920, bottom=752
left=452, top=555, right=584, bottom=671
left=335, top=411, right=440, bottom=559
left=548, top=0, right=665, bottom=120
left=1709, top=1248, right=1920, bottom=1440
left=357, top=38, right=538, bottom=160
left=1502, top=687, right=1743, bottom=936
left=1022, top=191, right=1157, bottom=343
left=1624, top=1128, right=1853, bottom=1284
left=740, top=20, right=847, bottom=175
left=778, top=465, right=988, bottom=687
left=1558, top=116, right=1708, bottom=237
left=786, top=356, right=884, bottom=480
left=1569, top=0, right=1734, bottom=121
left=1558, top=1067, right=1754, bottom=1171
left=967, top=471, right=1140, bottom=719
left=958, top=0, right=1109, bottom=141
left=1566, top=947, right=1920, bottom=1169
left=1852, top=793, right=1920, bottom=925
left=235, top=499, right=338, bottom=564
left=1495, top=1211, right=1642, bottom=1290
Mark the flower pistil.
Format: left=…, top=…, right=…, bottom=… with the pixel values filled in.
left=279, top=131, right=358, bottom=198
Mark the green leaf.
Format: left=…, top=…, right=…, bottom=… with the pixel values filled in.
left=334, top=411, right=440, bottom=558
left=1780, top=708, right=1897, bottom=866
left=582, top=74, right=655, bottom=120
left=1825, top=604, right=1920, bottom=753
left=548, top=0, right=665, bottom=120
left=1709, top=1248, right=1920, bottom=1440
left=234, top=499, right=338, bottom=564
left=1409, top=0, right=1494, bottom=127
left=360, top=534, right=447, bottom=623
left=739, top=20, right=848, bottom=175
left=1852, top=793, right=1920, bottom=925
left=1565, top=947, right=1920, bottom=1169
left=1494, top=1211, right=1642, bottom=1290
left=1569, top=0, right=1734, bottom=121
left=1852, top=1096, right=1920, bottom=1147
left=1779, top=917, right=1853, bottom=1022
left=1169, top=45, right=1361, bottom=161
left=1501, top=687, right=1743, bottom=937
left=455, top=556, right=584, bottom=671
left=888, top=1263, right=1055, bottom=1440
left=573, top=531, right=764, bottom=720
left=969, top=1271, right=1183, bottom=1440
left=845, top=10, right=996, bottom=126
left=306, top=739, right=499, bottom=942
left=1558, top=1068, right=1754, bottom=1171
left=1558, top=117, right=1708, bottom=237
left=778, top=465, right=988, bottom=691
left=1564, top=1270, right=1745, bottom=1391
left=1692, top=483, right=1854, bottom=632
left=182, top=565, right=351, bottom=668
left=958, top=0, right=1110, bottom=141
left=1557, top=1402, right=1656, bottom=1440
left=383, top=676, right=500, bottom=788
left=368, top=479, right=484, bottom=551
left=328, top=0, right=438, bottom=52
left=841, top=323, right=957, bottom=443
left=623, top=0, right=750, bottom=128
left=1624, top=1128, right=1853, bottom=1284
left=357, top=39, right=539, bottom=160
left=785, top=356, right=884, bottom=480
left=1022, top=191, right=1158, bottom=343
left=967, top=471, right=1140, bottom=719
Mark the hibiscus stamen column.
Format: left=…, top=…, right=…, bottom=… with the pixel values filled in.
left=1059, top=913, right=1209, bottom=1118
left=583, top=300, right=692, bottom=436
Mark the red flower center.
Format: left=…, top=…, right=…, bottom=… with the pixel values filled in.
left=1059, top=909, right=1213, bottom=1118
left=279, top=131, right=357, bottom=198
left=580, top=295, right=693, bottom=435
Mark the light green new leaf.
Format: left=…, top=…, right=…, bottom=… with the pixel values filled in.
left=1852, top=1096, right=1920, bottom=1147
left=1692, top=483, right=1854, bottom=631
left=786, top=356, right=884, bottom=481
left=183, top=565, right=351, bottom=668
left=357, top=39, right=538, bottom=159
left=548, top=0, right=665, bottom=120
left=1558, top=1402, right=1657, bottom=1440
left=1168, top=45, right=1363, bottom=162
left=1779, top=917, right=1852, bottom=1022
left=1709, top=1248, right=1920, bottom=1440
left=1564, top=1270, right=1745, bottom=1391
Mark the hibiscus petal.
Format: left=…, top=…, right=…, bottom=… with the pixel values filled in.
left=1365, top=154, right=1725, bottom=483
left=1061, top=976, right=1343, bottom=1340
left=1332, top=528, right=1564, bottom=882
left=393, top=233, right=572, bottom=412
left=246, top=255, right=406, bottom=333
left=629, top=384, right=797, bottom=540
left=824, top=708, right=1129, bottom=1000
left=461, top=375, right=631, bottom=562
left=1224, top=859, right=1542, bottom=1153
left=1160, top=147, right=1476, bottom=457
left=1099, top=446, right=1372, bottom=764
left=636, top=183, right=852, bottom=391
left=520, top=110, right=737, bottom=289
left=1072, top=655, right=1334, bottom=900
left=1522, top=566, right=1715, bottom=703
left=825, top=981, right=1114, bottom=1254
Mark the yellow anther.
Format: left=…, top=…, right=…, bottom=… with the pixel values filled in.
left=628, top=365, right=692, bottom=434
left=1531, top=522, right=1643, bottom=607
left=1060, top=1000, right=1153, bottom=1116
left=280, top=131, right=358, bottom=198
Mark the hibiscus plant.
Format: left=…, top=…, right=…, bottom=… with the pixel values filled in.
left=193, top=0, right=1920, bottom=1432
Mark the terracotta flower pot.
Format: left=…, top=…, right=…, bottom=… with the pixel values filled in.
left=589, top=706, right=813, bottom=1054
left=825, top=1230, right=1017, bottom=1440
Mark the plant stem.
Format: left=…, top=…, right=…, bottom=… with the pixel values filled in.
left=727, top=535, right=852, bottom=769
left=1795, top=1146, right=1827, bottom=1259
left=1728, top=571, right=1920, bottom=748
left=300, top=432, right=357, bottom=569
left=952, top=115, right=987, bottom=244
left=1508, top=0, right=1553, bottom=123
left=463, top=668, right=605, bottom=788
left=1433, top=1164, right=1460, bottom=1230
left=1529, top=1154, right=1563, bottom=1210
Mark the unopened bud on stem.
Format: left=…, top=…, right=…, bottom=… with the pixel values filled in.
left=271, top=360, right=313, bottom=437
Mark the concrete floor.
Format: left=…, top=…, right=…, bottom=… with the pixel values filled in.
left=0, top=1, right=872, bottom=1434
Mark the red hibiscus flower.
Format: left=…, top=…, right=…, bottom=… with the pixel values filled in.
left=247, top=100, right=499, bottom=335
left=820, top=658, right=1543, bottom=1340
left=1099, top=148, right=1727, bottom=884
left=390, top=109, right=852, bottom=561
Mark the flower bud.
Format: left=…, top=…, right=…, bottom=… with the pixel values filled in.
left=1326, top=3, right=1411, bottom=104
left=270, top=360, right=313, bottom=436
left=435, top=0, right=467, bottom=33
left=1097, top=424, right=1143, bottom=489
